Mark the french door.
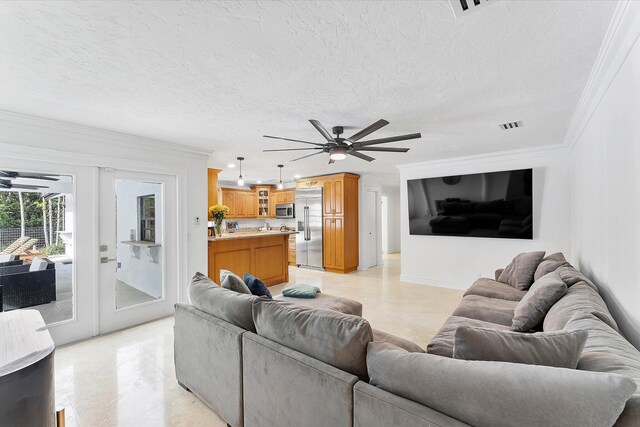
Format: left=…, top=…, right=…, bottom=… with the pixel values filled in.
left=98, top=168, right=178, bottom=333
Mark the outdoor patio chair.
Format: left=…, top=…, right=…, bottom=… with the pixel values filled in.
left=0, top=256, right=56, bottom=311
left=0, top=254, right=23, bottom=268
left=1, top=236, right=30, bottom=254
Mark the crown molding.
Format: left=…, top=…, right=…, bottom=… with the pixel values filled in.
left=395, top=143, right=569, bottom=173
left=563, top=0, right=640, bottom=151
left=0, top=110, right=213, bottom=159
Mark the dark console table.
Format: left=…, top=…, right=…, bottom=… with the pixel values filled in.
left=0, top=309, right=55, bottom=426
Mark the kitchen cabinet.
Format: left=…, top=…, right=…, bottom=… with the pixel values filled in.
left=288, top=234, right=296, bottom=266
left=269, top=190, right=296, bottom=218
left=220, top=188, right=257, bottom=218
left=298, top=173, right=359, bottom=274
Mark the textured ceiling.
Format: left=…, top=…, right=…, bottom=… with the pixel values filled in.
left=0, top=1, right=616, bottom=184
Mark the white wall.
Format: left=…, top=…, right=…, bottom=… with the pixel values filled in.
left=399, top=148, right=572, bottom=289
left=566, top=1, right=640, bottom=348
left=115, top=181, right=163, bottom=298
left=0, top=111, right=209, bottom=344
left=381, top=186, right=401, bottom=253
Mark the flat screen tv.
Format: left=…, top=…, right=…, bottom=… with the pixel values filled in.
left=407, top=168, right=533, bottom=239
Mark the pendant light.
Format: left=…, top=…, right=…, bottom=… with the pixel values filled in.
left=277, top=164, right=284, bottom=190
left=237, top=157, right=245, bottom=187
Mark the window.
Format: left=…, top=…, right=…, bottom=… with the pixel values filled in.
left=138, top=195, right=155, bottom=242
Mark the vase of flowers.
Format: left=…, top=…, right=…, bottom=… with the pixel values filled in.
left=208, top=204, right=230, bottom=237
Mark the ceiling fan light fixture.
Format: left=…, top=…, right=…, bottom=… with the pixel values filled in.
left=329, top=146, right=347, bottom=161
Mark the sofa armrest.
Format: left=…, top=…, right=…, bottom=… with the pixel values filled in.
left=354, top=381, right=469, bottom=427
left=494, top=268, right=504, bottom=281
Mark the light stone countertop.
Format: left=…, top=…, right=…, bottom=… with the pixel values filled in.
left=208, top=230, right=298, bottom=242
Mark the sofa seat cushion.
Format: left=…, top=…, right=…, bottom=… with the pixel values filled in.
left=511, top=271, right=567, bottom=332
left=427, top=315, right=511, bottom=357
left=464, top=278, right=527, bottom=302
left=252, top=298, right=373, bottom=380
left=543, top=283, right=619, bottom=332
left=367, top=341, right=636, bottom=427
left=273, top=293, right=362, bottom=317
left=372, top=329, right=424, bottom=353
left=564, top=312, right=640, bottom=425
left=188, top=272, right=260, bottom=332
left=497, top=251, right=546, bottom=290
left=453, top=326, right=587, bottom=369
left=452, top=295, right=517, bottom=326
left=534, top=252, right=569, bottom=281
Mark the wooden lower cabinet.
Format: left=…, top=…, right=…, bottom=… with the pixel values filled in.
left=288, top=235, right=296, bottom=266
left=208, top=234, right=290, bottom=286
left=323, top=216, right=345, bottom=271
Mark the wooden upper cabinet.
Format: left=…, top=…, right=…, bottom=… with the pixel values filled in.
left=221, top=189, right=258, bottom=218
left=284, top=190, right=295, bottom=204
left=323, top=181, right=334, bottom=215
left=323, top=178, right=343, bottom=216
left=246, top=192, right=257, bottom=217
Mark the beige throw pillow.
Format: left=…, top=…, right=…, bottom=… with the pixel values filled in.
left=498, top=251, right=545, bottom=290
left=512, top=271, right=567, bottom=331
left=533, top=252, right=569, bottom=281
left=453, top=326, right=587, bottom=368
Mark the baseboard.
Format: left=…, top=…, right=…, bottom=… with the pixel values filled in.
left=399, top=275, right=468, bottom=291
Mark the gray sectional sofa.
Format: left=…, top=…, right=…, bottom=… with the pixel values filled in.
left=175, top=256, right=640, bottom=427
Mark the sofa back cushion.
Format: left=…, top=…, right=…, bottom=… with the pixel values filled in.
left=533, top=252, right=569, bottom=281
left=453, top=326, right=586, bottom=369
left=543, top=283, right=618, bottom=332
left=497, top=251, right=545, bottom=290
left=512, top=271, right=567, bottom=331
left=188, top=272, right=259, bottom=332
left=367, top=341, right=636, bottom=427
left=564, top=312, right=640, bottom=425
left=252, top=298, right=373, bottom=380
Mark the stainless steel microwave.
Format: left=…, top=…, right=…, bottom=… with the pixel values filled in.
left=275, top=203, right=295, bottom=219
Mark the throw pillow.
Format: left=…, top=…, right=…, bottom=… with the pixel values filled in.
left=29, top=256, right=50, bottom=272
left=497, top=251, right=546, bottom=290
left=512, top=271, right=567, bottom=331
left=534, top=252, right=569, bottom=281
left=220, top=269, right=251, bottom=294
left=453, top=326, right=587, bottom=368
left=243, top=273, right=272, bottom=299
left=367, top=341, right=636, bottom=427
left=282, top=284, right=321, bottom=298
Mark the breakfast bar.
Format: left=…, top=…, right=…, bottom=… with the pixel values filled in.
left=208, top=231, right=297, bottom=286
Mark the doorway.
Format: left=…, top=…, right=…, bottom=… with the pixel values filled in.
left=98, top=168, right=177, bottom=334
left=381, top=195, right=389, bottom=255
left=363, top=190, right=379, bottom=268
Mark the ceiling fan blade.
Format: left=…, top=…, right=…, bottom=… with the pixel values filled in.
left=263, top=148, right=322, bottom=152
left=347, top=151, right=375, bottom=162
left=353, top=133, right=422, bottom=148
left=309, top=120, right=335, bottom=143
left=16, top=173, right=59, bottom=181
left=346, top=119, right=389, bottom=143
left=263, top=135, right=324, bottom=146
left=10, top=184, right=48, bottom=189
left=291, top=151, right=325, bottom=162
left=354, top=147, right=410, bottom=153
left=328, top=158, right=335, bottom=165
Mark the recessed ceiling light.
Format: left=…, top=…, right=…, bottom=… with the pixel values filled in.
left=227, top=163, right=236, bottom=168
left=257, top=180, right=262, bottom=184
left=294, top=174, right=301, bottom=179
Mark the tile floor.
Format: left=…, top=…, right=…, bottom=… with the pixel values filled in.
left=55, top=253, right=463, bottom=426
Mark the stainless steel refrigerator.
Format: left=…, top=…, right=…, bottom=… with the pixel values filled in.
left=295, top=187, right=323, bottom=269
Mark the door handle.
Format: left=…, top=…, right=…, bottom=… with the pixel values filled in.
left=100, top=257, right=117, bottom=264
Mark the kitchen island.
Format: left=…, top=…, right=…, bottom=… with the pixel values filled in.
left=208, top=231, right=297, bottom=286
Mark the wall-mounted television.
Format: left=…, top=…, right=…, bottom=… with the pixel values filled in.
left=407, top=168, right=533, bottom=239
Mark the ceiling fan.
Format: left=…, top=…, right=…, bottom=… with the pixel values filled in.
left=263, top=119, right=421, bottom=164
left=0, top=171, right=60, bottom=181
left=0, top=178, right=48, bottom=190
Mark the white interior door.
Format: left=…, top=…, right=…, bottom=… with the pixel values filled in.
left=98, top=169, right=177, bottom=334
left=364, top=190, right=378, bottom=268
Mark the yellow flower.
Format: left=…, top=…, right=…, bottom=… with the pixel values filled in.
left=208, top=204, right=230, bottom=222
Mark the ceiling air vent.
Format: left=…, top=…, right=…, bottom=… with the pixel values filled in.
left=448, top=0, right=499, bottom=18
left=499, top=121, right=524, bottom=130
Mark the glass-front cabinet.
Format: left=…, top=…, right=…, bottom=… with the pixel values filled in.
left=253, top=186, right=271, bottom=217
